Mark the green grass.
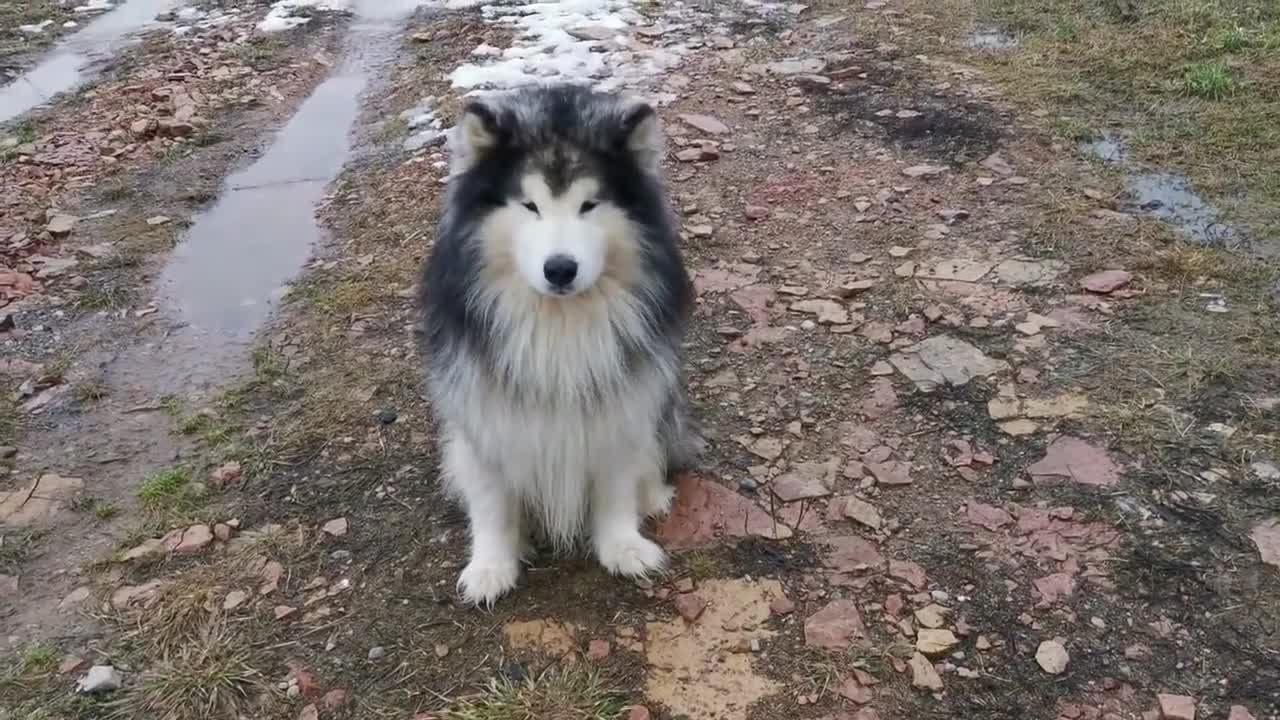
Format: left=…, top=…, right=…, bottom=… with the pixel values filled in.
left=137, top=465, right=193, bottom=513
left=68, top=496, right=121, bottom=520
left=1183, top=61, right=1236, bottom=99
left=441, top=669, right=628, bottom=720
left=75, top=286, right=132, bottom=311
left=954, top=0, right=1280, bottom=237
left=0, top=530, right=45, bottom=572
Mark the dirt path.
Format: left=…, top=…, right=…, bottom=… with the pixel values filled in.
left=2, top=1, right=1278, bottom=720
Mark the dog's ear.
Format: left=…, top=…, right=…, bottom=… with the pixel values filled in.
left=449, top=100, right=502, bottom=173
left=620, top=102, right=663, bottom=174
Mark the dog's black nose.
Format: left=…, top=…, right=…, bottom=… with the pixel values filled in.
left=543, top=255, right=578, bottom=290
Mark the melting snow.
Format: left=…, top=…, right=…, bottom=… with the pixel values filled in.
left=258, top=0, right=350, bottom=32
left=448, top=0, right=685, bottom=93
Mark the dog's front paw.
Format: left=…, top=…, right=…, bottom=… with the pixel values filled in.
left=596, top=534, right=667, bottom=578
left=457, top=558, right=520, bottom=607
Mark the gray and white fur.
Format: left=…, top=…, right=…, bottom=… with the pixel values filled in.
left=418, top=84, right=701, bottom=606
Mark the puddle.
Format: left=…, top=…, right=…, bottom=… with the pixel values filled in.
left=138, top=11, right=416, bottom=395
left=967, top=25, right=1019, bottom=50
left=0, top=0, right=180, bottom=124
left=1082, top=134, right=1251, bottom=253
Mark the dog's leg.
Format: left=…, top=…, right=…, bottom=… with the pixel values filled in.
left=640, top=473, right=675, bottom=518
left=445, top=431, right=523, bottom=606
left=592, top=443, right=667, bottom=577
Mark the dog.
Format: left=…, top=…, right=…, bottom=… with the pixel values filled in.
left=418, top=84, right=702, bottom=606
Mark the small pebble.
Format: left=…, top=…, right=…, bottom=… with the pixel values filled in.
left=368, top=646, right=386, bottom=662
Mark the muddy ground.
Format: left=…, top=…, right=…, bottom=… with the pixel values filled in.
left=2, top=1, right=1279, bottom=720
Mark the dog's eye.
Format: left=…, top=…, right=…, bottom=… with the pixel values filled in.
left=521, top=201, right=539, bottom=214
left=580, top=200, right=598, bottom=214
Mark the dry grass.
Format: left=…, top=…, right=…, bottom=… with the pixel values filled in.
left=105, top=619, right=272, bottom=720
left=917, top=0, right=1280, bottom=239
left=440, top=668, right=628, bottom=720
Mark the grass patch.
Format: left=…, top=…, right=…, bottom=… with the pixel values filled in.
left=71, top=379, right=109, bottom=404
left=137, top=465, right=195, bottom=513
left=948, top=0, right=1280, bottom=238
left=105, top=620, right=271, bottom=720
left=0, top=530, right=45, bottom=572
left=68, top=496, right=122, bottom=520
left=441, top=668, right=628, bottom=720
left=1182, top=61, right=1236, bottom=99
left=74, top=286, right=132, bottom=311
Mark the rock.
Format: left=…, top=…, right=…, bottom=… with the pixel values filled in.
left=656, top=473, right=795, bottom=546
left=172, top=524, right=213, bottom=553
left=979, top=152, right=1016, bottom=177
left=322, top=517, right=349, bottom=537
left=120, top=535, right=163, bottom=558
left=223, top=590, right=248, bottom=610
left=916, top=629, right=958, bottom=655
left=909, top=652, right=943, bottom=691
left=145, top=215, right=171, bottom=226
left=47, top=214, right=78, bottom=237
left=130, top=118, right=157, bottom=136
left=298, top=705, right=319, bottom=720
left=1080, top=270, right=1132, bottom=294
left=790, top=299, right=849, bottom=325
left=213, top=523, right=233, bottom=542
left=1228, top=707, right=1256, bottom=720
left=275, top=605, right=297, bottom=620
left=1250, top=518, right=1280, bottom=569
left=0, top=574, right=17, bottom=597
left=587, top=639, right=610, bottom=660
left=921, top=259, right=994, bottom=283
left=673, top=593, right=707, bottom=623
left=902, top=164, right=947, bottom=178
left=158, top=119, right=196, bottom=137
left=888, top=559, right=926, bottom=589
left=1035, top=640, right=1069, bottom=674
left=770, top=595, right=796, bottom=615
left=744, top=205, right=769, bottom=220
left=77, top=666, right=122, bottom=693
left=59, top=656, right=86, bottom=674
left=766, top=58, right=827, bottom=75
left=1252, top=462, right=1280, bottom=481
left=773, top=460, right=837, bottom=501
left=59, top=586, right=91, bottom=609
left=889, top=336, right=1010, bottom=392
left=368, top=646, right=386, bottom=661
left=0, top=474, right=85, bottom=526
left=837, top=496, right=882, bottom=530
left=914, top=604, right=948, bottom=629
left=209, top=461, right=241, bottom=487
left=966, top=502, right=1012, bottom=530
left=838, top=676, right=873, bottom=704
left=628, top=707, right=652, bottom=720
left=322, top=689, right=349, bottom=709
left=1157, top=694, right=1196, bottom=720
left=804, top=600, right=866, bottom=649
left=825, top=535, right=885, bottom=574
left=1027, top=436, right=1120, bottom=487
left=866, top=461, right=912, bottom=486
left=888, top=245, right=913, bottom=258
left=679, top=113, right=730, bottom=135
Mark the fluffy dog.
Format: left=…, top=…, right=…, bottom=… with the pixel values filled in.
left=418, top=84, right=700, bottom=606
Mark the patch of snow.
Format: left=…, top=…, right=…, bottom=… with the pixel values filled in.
left=62, top=20, right=79, bottom=29
left=448, top=0, right=686, bottom=93
left=401, top=96, right=445, bottom=151
left=258, top=0, right=351, bottom=33
left=18, top=19, right=55, bottom=34
left=74, top=0, right=116, bottom=13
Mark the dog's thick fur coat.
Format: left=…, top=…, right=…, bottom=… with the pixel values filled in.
left=418, top=84, right=699, bottom=605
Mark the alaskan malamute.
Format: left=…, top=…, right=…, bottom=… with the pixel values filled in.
left=419, top=84, right=701, bottom=606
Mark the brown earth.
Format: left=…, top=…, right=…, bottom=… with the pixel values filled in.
left=2, top=2, right=1278, bottom=720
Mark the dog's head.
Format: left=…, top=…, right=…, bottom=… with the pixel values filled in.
left=447, top=84, right=665, bottom=298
